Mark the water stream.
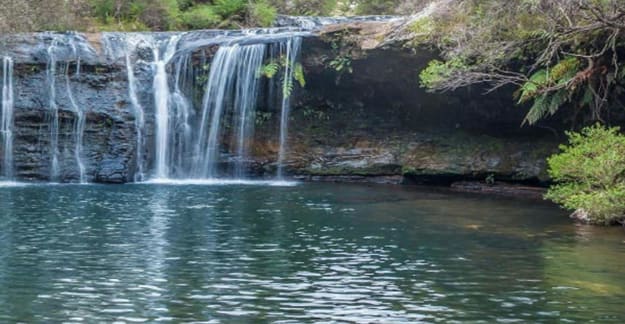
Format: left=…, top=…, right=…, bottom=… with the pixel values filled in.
left=194, top=43, right=267, bottom=179
left=46, top=37, right=61, bottom=181
left=64, top=39, right=86, bottom=183
left=1, top=56, right=13, bottom=180
left=152, top=35, right=182, bottom=180
left=277, top=37, right=302, bottom=179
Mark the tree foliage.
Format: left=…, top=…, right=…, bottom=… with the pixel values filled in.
left=546, top=124, right=625, bottom=225
left=0, top=0, right=432, bottom=33
left=417, top=0, right=625, bottom=126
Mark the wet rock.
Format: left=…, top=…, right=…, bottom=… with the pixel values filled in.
left=450, top=181, right=547, bottom=200
left=570, top=209, right=592, bottom=224
left=1, top=23, right=565, bottom=185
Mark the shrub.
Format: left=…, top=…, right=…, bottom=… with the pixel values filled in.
left=248, top=0, right=277, bottom=27
left=212, top=0, right=246, bottom=18
left=546, top=125, right=625, bottom=225
left=180, top=5, right=221, bottom=29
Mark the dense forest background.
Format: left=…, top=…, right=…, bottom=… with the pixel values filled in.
left=0, top=0, right=427, bottom=32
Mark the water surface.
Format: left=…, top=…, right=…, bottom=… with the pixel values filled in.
left=1, top=183, right=624, bottom=322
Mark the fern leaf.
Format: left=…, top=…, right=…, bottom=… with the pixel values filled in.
left=519, top=69, right=548, bottom=103
left=294, top=63, right=306, bottom=87
left=548, top=90, right=567, bottom=115
left=257, top=62, right=279, bottom=79
left=283, top=78, right=294, bottom=98
left=523, top=94, right=549, bottom=125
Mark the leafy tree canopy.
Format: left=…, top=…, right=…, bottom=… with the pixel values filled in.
left=416, top=0, right=625, bottom=126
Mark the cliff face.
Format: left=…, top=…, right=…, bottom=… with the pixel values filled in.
left=0, top=23, right=560, bottom=184
left=259, top=27, right=560, bottom=185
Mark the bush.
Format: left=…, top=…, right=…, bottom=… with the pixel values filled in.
left=546, top=125, right=625, bottom=225
left=212, top=0, right=246, bottom=18
left=180, top=5, right=221, bottom=29
left=354, top=0, right=400, bottom=15
left=269, top=0, right=336, bottom=16
left=248, top=0, right=277, bottom=27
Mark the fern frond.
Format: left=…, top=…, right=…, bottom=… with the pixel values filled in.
left=294, top=63, right=306, bottom=87
left=283, top=78, right=294, bottom=98
left=519, top=69, right=548, bottom=103
left=523, top=94, right=549, bottom=125
left=257, top=62, right=279, bottom=79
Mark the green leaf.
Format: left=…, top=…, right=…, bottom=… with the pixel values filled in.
left=293, top=63, right=306, bottom=87
left=258, top=62, right=279, bottom=79
left=518, top=69, right=548, bottom=103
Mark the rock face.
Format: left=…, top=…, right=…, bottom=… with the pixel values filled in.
left=10, top=57, right=138, bottom=182
left=0, top=24, right=562, bottom=184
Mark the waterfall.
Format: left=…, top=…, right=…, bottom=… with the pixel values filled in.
left=126, top=53, right=145, bottom=182
left=147, top=33, right=303, bottom=181
left=1, top=56, right=14, bottom=180
left=47, top=38, right=61, bottom=181
left=45, top=34, right=89, bottom=183
left=4, top=29, right=309, bottom=183
left=153, top=35, right=181, bottom=180
left=117, top=33, right=156, bottom=182
left=171, top=55, right=193, bottom=177
left=277, top=38, right=302, bottom=179
left=233, top=45, right=265, bottom=178
left=65, top=40, right=86, bottom=183
left=193, top=44, right=266, bottom=179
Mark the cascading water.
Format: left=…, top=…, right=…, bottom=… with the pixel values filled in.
left=1, top=56, right=14, bottom=180
left=152, top=35, right=181, bottom=180
left=46, top=38, right=61, bottom=181
left=45, top=34, right=90, bottom=183
left=193, top=44, right=266, bottom=179
left=277, top=38, right=302, bottom=179
left=6, top=27, right=311, bottom=183
left=170, top=54, right=193, bottom=176
left=126, top=54, right=145, bottom=182
left=142, top=31, right=304, bottom=182
left=232, top=45, right=265, bottom=178
left=65, top=40, right=86, bottom=183
left=1, top=17, right=398, bottom=184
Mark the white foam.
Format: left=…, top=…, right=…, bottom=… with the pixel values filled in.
left=143, top=178, right=299, bottom=187
left=0, top=181, right=28, bottom=187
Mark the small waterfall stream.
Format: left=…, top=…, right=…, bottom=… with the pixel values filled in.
left=126, top=53, right=146, bottom=182
left=45, top=34, right=89, bottom=183
left=133, top=30, right=305, bottom=182
left=194, top=43, right=267, bottom=179
left=46, top=37, right=61, bottom=181
left=277, top=37, right=302, bottom=179
left=1, top=56, right=14, bottom=180
left=152, top=35, right=181, bottom=180
left=64, top=39, right=86, bottom=183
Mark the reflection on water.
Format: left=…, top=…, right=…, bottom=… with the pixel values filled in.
left=0, top=183, right=624, bottom=322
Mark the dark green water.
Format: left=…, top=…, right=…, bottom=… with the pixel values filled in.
left=1, top=182, right=624, bottom=322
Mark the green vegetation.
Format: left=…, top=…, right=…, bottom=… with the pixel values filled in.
left=179, top=5, right=221, bottom=30
left=0, top=0, right=428, bottom=33
left=258, top=57, right=306, bottom=98
left=416, top=1, right=625, bottom=126
left=412, top=2, right=625, bottom=225
left=546, top=125, right=625, bottom=225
